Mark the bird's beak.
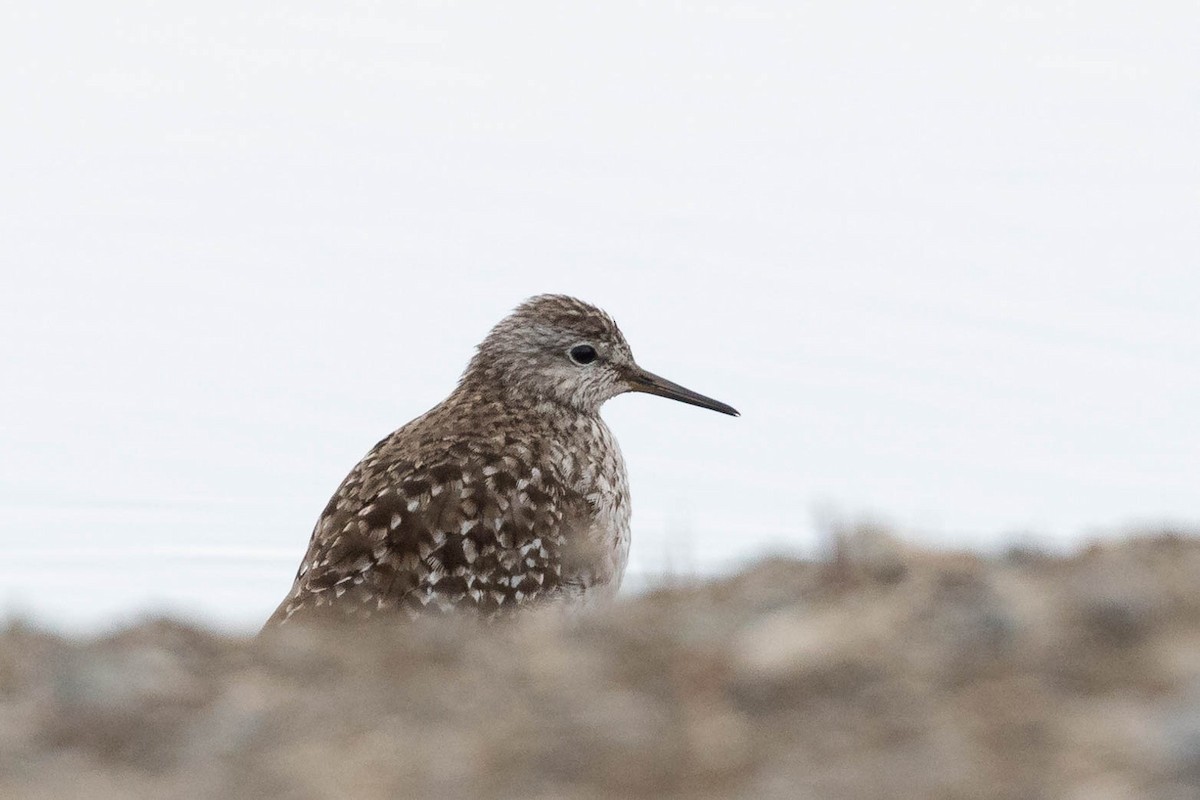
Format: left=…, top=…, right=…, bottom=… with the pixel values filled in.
left=625, top=367, right=740, bottom=417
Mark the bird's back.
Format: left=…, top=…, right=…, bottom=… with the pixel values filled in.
left=267, top=394, right=629, bottom=625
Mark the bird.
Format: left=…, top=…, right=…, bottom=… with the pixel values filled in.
left=265, top=294, right=737, bottom=626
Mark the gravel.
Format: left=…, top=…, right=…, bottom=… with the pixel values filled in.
left=4, top=530, right=1200, bottom=799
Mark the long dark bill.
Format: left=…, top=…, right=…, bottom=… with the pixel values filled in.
left=626, top=367, right=740, bottom=417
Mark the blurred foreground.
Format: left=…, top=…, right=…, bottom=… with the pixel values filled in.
left=4, top=531, right=1200, bottom=799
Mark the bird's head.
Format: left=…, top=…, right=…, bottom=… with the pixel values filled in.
left=461, top=294, right=739, bottom=417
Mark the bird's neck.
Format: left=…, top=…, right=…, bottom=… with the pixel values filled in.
left=446, top=374, right=598, bottom=431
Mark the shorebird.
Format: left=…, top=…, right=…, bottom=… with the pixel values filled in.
left=266, top=294, right=737, bottom=625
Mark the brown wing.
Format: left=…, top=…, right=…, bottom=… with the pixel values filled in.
left=267, top=435, right=581, bottom=625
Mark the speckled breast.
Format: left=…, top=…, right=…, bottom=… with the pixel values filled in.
left=547, top=414, right=632, bottom=603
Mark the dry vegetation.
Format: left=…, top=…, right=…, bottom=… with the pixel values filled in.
left=4, top=530, right=1200, bottom=799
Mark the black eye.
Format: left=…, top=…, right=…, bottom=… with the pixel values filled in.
left=568, top=344, right=598, bottom=365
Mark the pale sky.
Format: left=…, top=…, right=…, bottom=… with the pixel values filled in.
left=2, top=1, right=1197, bottom=630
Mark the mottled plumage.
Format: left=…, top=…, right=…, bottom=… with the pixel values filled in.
left=267, top=295, right=736, bottom=626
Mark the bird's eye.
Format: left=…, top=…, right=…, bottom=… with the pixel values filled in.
left=568, top=344, right=598, bottom=365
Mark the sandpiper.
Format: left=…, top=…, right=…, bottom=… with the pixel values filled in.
left=266, top=294, right=737, bottom=625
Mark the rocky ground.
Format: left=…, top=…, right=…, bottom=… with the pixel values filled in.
left=4, top=530, right=1200, bottom=799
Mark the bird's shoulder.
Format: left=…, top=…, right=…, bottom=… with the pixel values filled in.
left=339, top=400, right=564, bottom=511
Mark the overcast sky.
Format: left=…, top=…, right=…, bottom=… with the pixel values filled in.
left=2, top=1, right=1197, bottom=630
